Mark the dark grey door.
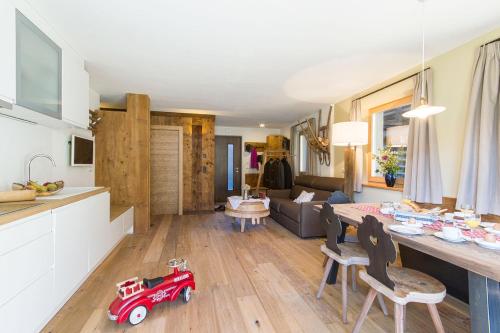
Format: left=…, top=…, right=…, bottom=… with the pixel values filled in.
left=215, top=136, right=242, bottom=202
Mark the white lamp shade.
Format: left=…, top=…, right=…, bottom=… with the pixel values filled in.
left=332, top=121, right=368, bottom=146
left=402, top=103, right=446, bottom=118
left=386, top=125, right=409, bottom=147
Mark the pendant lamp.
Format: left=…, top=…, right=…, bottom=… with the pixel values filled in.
left=402, top=0, right=446, bottom=118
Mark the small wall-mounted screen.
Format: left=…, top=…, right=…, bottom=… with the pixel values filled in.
left=72, top=135, right=94, bottom=166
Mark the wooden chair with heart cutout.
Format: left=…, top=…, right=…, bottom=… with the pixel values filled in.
left=316, top=203, right=388, bottom=324
left=353, top=215, right=447, bottom=333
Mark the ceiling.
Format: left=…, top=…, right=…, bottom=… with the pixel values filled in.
left=27, top=0, right=500, bottom=128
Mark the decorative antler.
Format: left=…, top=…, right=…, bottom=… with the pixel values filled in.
left=296, top=107, right=332, bottom=165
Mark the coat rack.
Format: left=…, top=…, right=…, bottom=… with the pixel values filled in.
left=255, top=149, right=291, bottom=193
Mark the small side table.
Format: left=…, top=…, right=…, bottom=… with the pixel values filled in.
left=225, top=199, right=270, bottom=232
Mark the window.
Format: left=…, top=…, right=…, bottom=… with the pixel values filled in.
left=299, top=134, right=309, bottom=173
left=368, top=96, right=412, bottom=184
left=227, top=144, right=234, bottom=191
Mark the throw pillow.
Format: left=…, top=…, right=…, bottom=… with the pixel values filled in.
left=293, top=190, right=315, bottom=203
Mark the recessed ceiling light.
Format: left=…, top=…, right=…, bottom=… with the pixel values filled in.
left=259, top=123, right=265, bottom=128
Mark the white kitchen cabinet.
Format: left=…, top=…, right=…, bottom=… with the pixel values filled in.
left=2, top=0, right=90, bottom=129
left=0, top=190, right=129, bottom=332
left=62, top=47, right=90, bottom=128
left=87, top=192, right=112, bottom=270
left=53, top=200, right=90, bottom=308
left=0, top=0, right=16, bottom=105
left=0, top=211, right=54, bottom=333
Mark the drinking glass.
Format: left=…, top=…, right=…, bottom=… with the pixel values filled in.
left=465, top=213, right=481, bottom=229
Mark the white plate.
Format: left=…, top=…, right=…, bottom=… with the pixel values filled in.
left=484, top=227, right=500, bottom=235
left=475, top=238, right=500, bottom=250
left=388, top=225, right=425, bottom=235
left=480, top=222, right=496, bottom=228
left=433, top=232, right=467, bottom=243
left=402, top=221, right=424, bottom=228
left=380, top=207, right=395, bottom=215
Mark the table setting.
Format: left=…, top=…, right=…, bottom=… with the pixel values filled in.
left=352, top=201, right=500, bottom=251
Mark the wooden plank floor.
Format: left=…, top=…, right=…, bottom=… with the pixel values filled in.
left=42, top=213, right=470, bottom=332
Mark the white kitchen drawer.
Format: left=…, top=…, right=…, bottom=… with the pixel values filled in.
left=0, top=211, right=52, bottom=255
left=0, top=269, right=54, bottom=333
left=0, top=231, right=53, bottom=307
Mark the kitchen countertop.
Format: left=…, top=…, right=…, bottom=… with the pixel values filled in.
left=0, top=187, right=110, bottom=226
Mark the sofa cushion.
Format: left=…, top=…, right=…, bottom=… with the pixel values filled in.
left=279, top=201, right=301, bottom=221
left=294, top=175, right=345, bottom=193
left=269, top=197, right=289, bottom=212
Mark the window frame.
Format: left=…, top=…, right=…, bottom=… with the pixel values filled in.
left=367, top=95, right=412, bottom=185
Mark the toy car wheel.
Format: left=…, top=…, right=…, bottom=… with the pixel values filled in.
left=182, top=286, right=192, bottom=303
left=128, top=305, right=147, bottom=325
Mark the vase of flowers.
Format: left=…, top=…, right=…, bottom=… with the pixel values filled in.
left=374, top=146, right=400, bottom=187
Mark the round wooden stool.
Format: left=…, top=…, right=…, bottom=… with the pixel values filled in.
left=225, top=200, right=270, bottom=232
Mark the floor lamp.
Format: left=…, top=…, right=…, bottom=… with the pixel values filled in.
left=332, top=121, right=368, bottom=200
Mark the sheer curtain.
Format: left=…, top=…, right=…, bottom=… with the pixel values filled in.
left=290, top=124, right=299, bottom=177
left=456, top=42, right=500, bottom=214
left=350, top=99, right=363, bottom=192
left=403, top=69, right=443, bottom=204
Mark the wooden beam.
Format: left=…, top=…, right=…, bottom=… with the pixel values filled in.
left=95, top=93, right=150, bottom=234
left=344, top=147, right=355, bottom=200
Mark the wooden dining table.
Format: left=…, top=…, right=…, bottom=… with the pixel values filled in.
left=327, top=203, right=500, bottom=333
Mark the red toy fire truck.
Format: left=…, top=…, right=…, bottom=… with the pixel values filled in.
left=108, top=258, right=195, bottom=325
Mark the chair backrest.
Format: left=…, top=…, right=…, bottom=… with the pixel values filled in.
left=357, top=215, right=397, bottom=290
left=320, top=202, right=342, bottom=255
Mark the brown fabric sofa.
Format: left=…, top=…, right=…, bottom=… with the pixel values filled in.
left=268, top=175, right=345, bottom=238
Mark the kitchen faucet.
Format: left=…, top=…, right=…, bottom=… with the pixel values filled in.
left=27, top=154, right=56, bottom=182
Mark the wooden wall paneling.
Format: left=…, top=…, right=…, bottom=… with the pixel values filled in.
left=192, top=125, right=203, bottom=211
left=201, top=116, right=215, bottom=211
left=95, top=93, right=150, bottom=234
left=150, top=112, right=215, bottom=213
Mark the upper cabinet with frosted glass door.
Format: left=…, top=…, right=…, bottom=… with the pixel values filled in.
left=16, top=9, right=62, bottom=120
left=0, top=0, right=16, bottom=109
left=0, top=1, right=90, bottom=128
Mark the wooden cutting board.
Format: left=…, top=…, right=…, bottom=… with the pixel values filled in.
left=0, top=190, right=36, bottom=203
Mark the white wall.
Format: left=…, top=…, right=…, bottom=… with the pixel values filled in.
left=0, top=89, right=99, bottom=190
left=332, top=27, right=500, bottom=203
left=215, top=126, right=281, bottom=188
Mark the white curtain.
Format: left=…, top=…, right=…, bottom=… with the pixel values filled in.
left=290, top=124, right=299, bottom=177
left=350, top=99, right=363, bottom=192
left=403, top=69, right=443, bottom=204
left=456, top=42, right=500, bottom=214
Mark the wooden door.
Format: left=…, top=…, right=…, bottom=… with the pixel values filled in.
left=215, top=136, right=242, bottom=202
left=150, top=126, right=183, bottom=215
